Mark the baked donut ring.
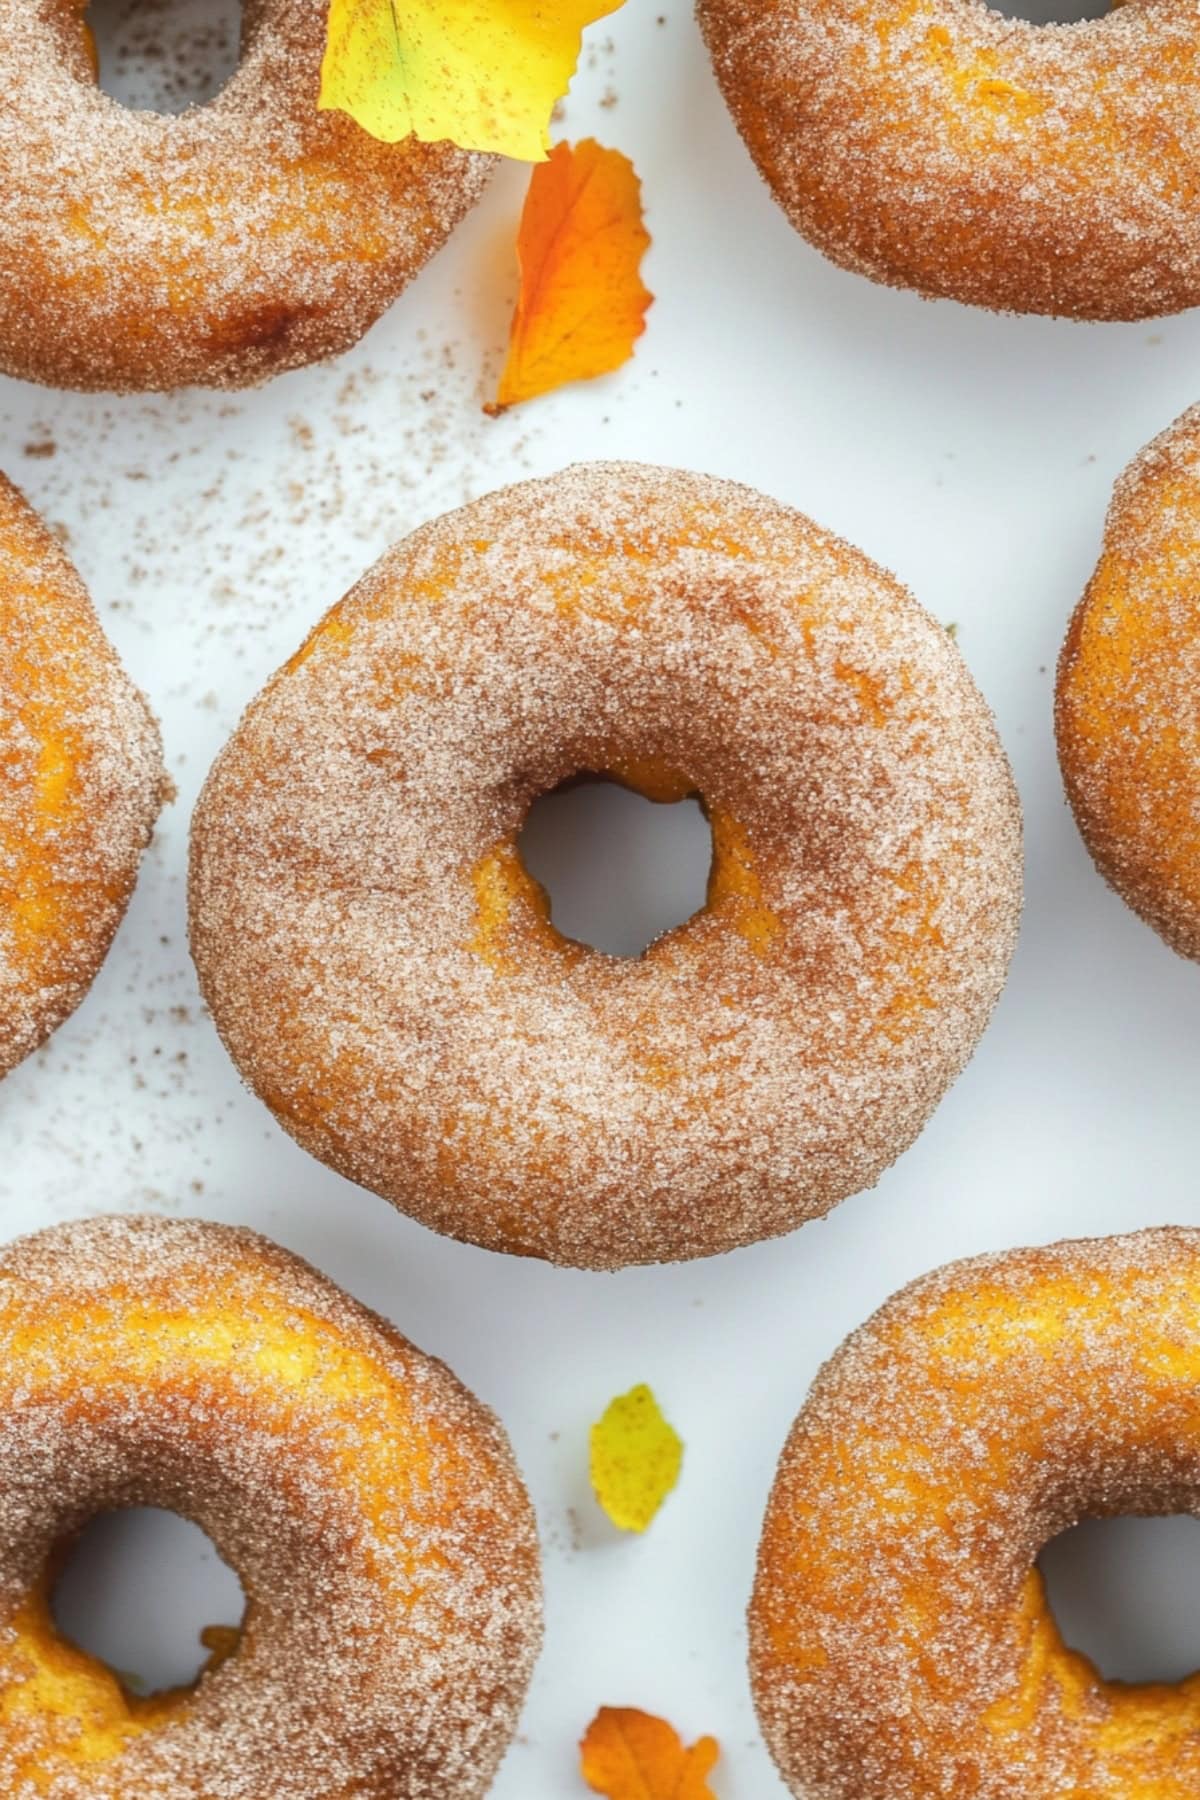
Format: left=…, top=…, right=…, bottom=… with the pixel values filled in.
left=698, top=0, right=1200, bottom=321
left=1057, top=406, right=1200, bottom=960
left=0, top=0, right=489, bottom=391
left=0, top=1214, right=542, bottom=1797
left=1, top=474, right=166, bottom=1080
left=190, top=462, right=1022, bottom=1269
left=752, top=1227, right=1200, bottom=1800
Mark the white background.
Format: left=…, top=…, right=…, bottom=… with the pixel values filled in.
left=5, top=0, right=1200, bottom=1790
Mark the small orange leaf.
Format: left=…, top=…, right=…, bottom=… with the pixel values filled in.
left=490, top=138, right=652, bottom=412
left=581, top=1706, right=720, bottom=1800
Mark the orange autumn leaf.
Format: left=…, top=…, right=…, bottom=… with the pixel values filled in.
left=490, top=139, right=652, bottom=411
left=580, top=1706, right=720, bottom=1800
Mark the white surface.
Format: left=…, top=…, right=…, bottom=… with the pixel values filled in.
left=6, top=0, right=1200, bottom=1790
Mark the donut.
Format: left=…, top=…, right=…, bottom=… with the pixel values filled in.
left=0, top=1213, right=542, bottom=1796
left=1057, top=406, right=1200, bottom=960
left=189, top=462, right=1022, bottom=1269
left=697, top=0, right=1200, bottom=321
left=1, top=474, right=166, bottom=1081
left=0, top=0, right=489, bottom=391
left=751, top=1226, right=1200, bottom=1800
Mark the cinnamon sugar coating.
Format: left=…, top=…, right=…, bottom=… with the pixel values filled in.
left=751, top=1228, right=1200, bottom=1800
left=0, top=474, right=166, bottom=1079
left=0, top=0, right=490, bottom=391
left=189, top=463, right=1021, bottom=1270
left=698, top=0, right=1200, bottom=321
left=1057, top=406, right=1200, bottom=960
left=0, top=1214, right=542, bottom=1798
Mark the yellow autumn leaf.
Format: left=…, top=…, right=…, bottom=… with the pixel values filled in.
left=590, top=1384, right=683, bottom=1533
left=490, top=138, right=652, bottom=412
left=319, top=0, right=626, bottom=161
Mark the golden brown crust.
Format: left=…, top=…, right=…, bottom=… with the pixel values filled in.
left=1056, top=406, right=1200, bottom=960
left=751, top=1227, right=1200, bottom=1800
left=0, top=1213, right=542, bottom=1798
left=189, top=462, right=1022, bottom=1270
left=0, top=0, right=491, bottom=391
left=0, top=473, right=166, bottom=1079
left=698, top=0, right=1200, bottom=321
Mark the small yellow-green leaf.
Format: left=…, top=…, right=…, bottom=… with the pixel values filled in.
left=319, top=0, right=627, bottom=162
left=590, top=1383, right=683, bottom=1533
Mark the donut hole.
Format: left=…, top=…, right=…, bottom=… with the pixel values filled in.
left=517, top=776, right=714, bottom=957
left=985, top=0, right=1110, bottom=23
left=1039, top=1514, right=1200, bottom=1685
left=85, top=0, right=243, bottom=113
left=50, top=1507, right=246, bottom=1697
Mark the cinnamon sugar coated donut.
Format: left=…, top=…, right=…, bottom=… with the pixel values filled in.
left=698, top=0, right=1200, bottom=320
left=0, top=475, right=166, bottom=1080
left=0, top=1214, right=542, bottom=1797
left=189, top=462, right=1022, bottom=1270
left=0, top=0, right=489, bottom=391
left=751, top=1228, right=1200, bottom=1800
left=1057, top=407, right=1200, bottom=960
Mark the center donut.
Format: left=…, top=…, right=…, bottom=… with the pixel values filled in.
left=189, top=462, right=1022, bottom=1270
